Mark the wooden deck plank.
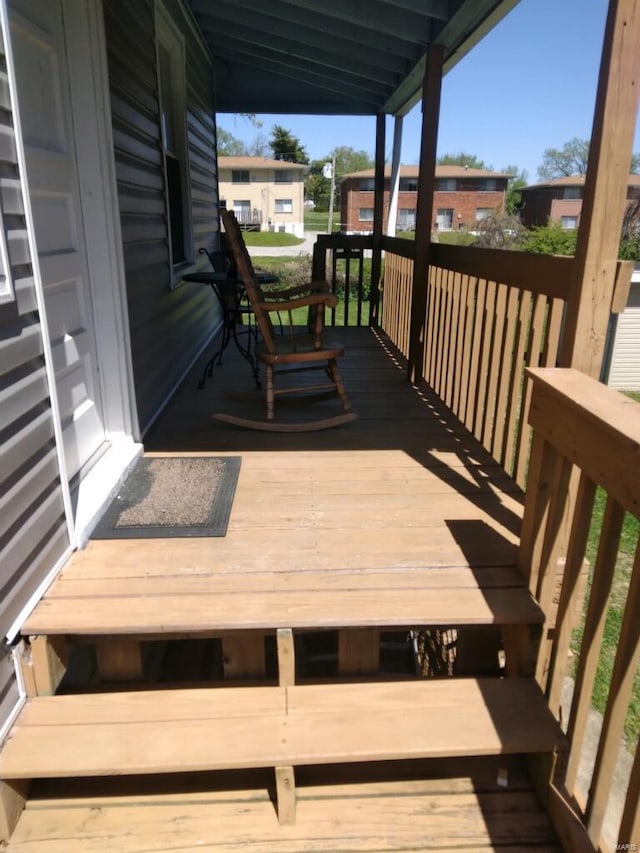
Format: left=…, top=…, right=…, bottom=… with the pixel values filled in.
left=0, top=680, right=564, bottom=781
left=7, top=783, right=562, bottom=852
left=23, top=586, right=542, bottom=634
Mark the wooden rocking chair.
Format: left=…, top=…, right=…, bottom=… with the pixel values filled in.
left=214, top=209, right=357, bottom=432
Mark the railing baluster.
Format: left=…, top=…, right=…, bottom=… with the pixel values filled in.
left=587, top=541, right=640, bottom=846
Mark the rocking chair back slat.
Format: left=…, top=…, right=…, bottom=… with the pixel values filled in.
left=221, top=209, right=276, bottom=353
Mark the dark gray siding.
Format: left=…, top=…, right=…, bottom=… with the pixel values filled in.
left=0, top=16, right=70, bottom=666
left=103, top=0, right=220, bottom=433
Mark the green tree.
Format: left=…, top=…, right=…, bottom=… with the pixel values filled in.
left=538, top=136, right=640, bottom=179
left=305, top=147, right=374, bottom=211
left=438, top=152, right=489, bottom=169
left=269, top=125, right=309, bottom=163
left=503, top=164, right=528, bottom=214
left=217, top=128, right=247, bottom=156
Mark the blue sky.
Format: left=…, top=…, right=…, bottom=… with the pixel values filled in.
left=217, top=0, right=639, bottom=184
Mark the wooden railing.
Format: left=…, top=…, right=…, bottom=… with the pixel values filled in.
left=520, top=368, right=640, bottom=852
left=379, top=236, right=414, bottom=357
left=312, top=233, right=373, bottom=327
left=380, top=239, right=574, bottom=489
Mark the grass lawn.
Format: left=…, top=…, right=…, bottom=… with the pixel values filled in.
left=242, top=231, right=304, bottom=247
left=304, top=210, right=340, bottom=232
left=572, top=389, right=640, bottom=750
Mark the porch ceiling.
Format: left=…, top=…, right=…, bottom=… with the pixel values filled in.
left=188, top=0, right=519, bottom=116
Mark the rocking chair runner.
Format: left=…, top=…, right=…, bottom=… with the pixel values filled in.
left=215, top=209, right=357, bottom=431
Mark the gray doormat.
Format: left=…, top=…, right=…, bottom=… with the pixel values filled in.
left=92, top=456, right=241, bottom=539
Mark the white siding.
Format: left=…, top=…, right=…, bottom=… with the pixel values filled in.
left=608, top=278, right=640, bottom=390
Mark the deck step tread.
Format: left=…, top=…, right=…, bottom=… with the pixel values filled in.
left=6, top=778, right=562, bottom=852
left=22, top=566, right=542, bottom=635
left=0, top=679, right=565, bottom=780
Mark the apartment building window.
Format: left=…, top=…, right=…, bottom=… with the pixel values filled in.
left=476, top=207, right=493, bottom=221
left=436, top=179, right=456, bottom=191
left=478, top=178, right=497, bottom=191
left=563, top=186, right=582, bottom=199
left=232, top=170, right=250, bottom=183
left=359, top=208, right=374, bottom=221
left=436, top=208, right=454, bottom=229
left=275, top=198, right=293, bottom=213
left=233, top=200, right=251, bottom=224
left=397, top=208, right=416, bottom=231
left=275, top=170, right=293, bottom=183
left=359, top=178, right=375, bottom=191
left=561, top=215, right=578, bottom=229
left=399, top=177, right=418, bottom=192
left=157, top=5, right=191, bottom=270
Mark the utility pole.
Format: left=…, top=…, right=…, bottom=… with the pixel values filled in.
left=325, top=151, right=336, bottom=233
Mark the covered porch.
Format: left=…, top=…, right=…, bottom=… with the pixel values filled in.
left=0, top=0, right=639, bottom=850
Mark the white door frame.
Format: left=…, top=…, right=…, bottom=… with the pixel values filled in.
left=6, top=0, right=141, bottom=549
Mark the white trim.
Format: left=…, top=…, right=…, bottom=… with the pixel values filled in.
left=0, top=648, right=26, bottom=743
left=387, top=115, right=403, bottom=238
left=4, top=549, right=72, bottom=644
left=74, top=436, right=143, bottom=546
left=1, top=0, right=76, bottom=543
left=156, top=1, right=193, bottom=285
left=63, top=0, right=140, bottom=443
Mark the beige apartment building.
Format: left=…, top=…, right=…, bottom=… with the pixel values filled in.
left=218, top=156, right=308, bottom=236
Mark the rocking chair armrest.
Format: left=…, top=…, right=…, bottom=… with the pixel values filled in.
left=260, top=292, right=338, bottom=312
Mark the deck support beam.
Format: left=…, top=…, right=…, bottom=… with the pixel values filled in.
left=338, top=628, right=380, bottom=675
left=222, top=632, right=266, bottom=680
left=277, top=628, right=295, bottom=686
left=559, top=0, right=640, bottom=378
left=408, top=44, right=443, bottom=384
left=369, top=113, right=386, bottom=325
left=0, top=780, right=28, bottom=844
left=275, top=765, right=296, bottom=825
left=96, top=640, right=143, bottom=682
left=29, top=635, right=67, bottom=696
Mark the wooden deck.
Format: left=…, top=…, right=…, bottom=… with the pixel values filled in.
left=7, top=327, right=566, bottom=851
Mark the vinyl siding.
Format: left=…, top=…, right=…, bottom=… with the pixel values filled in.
left=103, top=0, right=220, bottom=433
left=608, top=280, right=640, bottom=390
left=0, top=9, right=71, bottom=723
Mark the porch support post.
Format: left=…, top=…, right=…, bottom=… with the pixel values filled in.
left=408, top=45, right=444, bottom=384
left=558, top=0, right=640, bottom=378
left=369, top=113, right=386, bottom=325
left=387, top=115, right=404, bottom=238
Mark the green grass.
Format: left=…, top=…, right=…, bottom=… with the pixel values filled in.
left=303, top=210, right=340, bottom=232
left=242, top=231, right=304, bottom=247
left=572, top=389, right=640, bottom=750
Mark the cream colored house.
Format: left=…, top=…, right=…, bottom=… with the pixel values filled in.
left=218, top=156, right=308, bottom=236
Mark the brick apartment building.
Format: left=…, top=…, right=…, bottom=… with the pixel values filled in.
left=519, top=174, right=640, bottom=230
left=340, top=164, right=511, bottom=233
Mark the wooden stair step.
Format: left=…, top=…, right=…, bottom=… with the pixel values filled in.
left=5, top=768, right=563, bottom=852
left=0, top=679, right=565, bottom=781
left=22, top=566, right=543, bottom=636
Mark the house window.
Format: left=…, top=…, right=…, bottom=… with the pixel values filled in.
left=275, top=170, right=293, bottom=183
left=359, top=178, right=375, bottom=191
left=477, top=178, right=497, bottom=191
left=232, top=170, right=250, bottom=184
left=436, top=208, right=454, bottom=229
left=563, top=186, right=581, bottom=199
left=436, top=179, right=456, bottom=192
left=399, top=178, right=418, bottom=192
left=475, top=207, right=493, bottom=221
left=396, top=208, right=416, bottom=231
left=275, top=198, right=293, bottom=213
left=233, top=200, right=251, bottom=224
left=156, top=4, right=191, bottom=271
left=560, top=215, right=578, bottom=229
left=359, top=208, right=374, bottom=221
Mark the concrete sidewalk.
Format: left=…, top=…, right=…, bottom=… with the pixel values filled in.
left=246, top=230, right=322, bottom=257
